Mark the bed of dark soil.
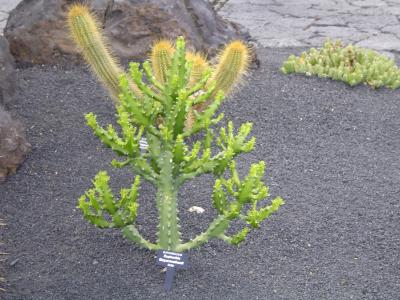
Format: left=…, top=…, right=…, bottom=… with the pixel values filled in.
left=1, top=48, right=399, bottom=300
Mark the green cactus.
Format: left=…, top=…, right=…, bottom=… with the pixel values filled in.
left=281, top=40, right=400, bottom=89
left=77, top=36, right=284, bottom=254
left=67, top=4, right=250, bottom=115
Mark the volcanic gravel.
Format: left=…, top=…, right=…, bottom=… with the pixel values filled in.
left=1, top=48, right=399, bottom=300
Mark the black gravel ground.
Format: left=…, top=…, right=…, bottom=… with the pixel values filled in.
left=1, top=48, right=400, bottom=300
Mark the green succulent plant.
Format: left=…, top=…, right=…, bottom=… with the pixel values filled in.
left=68, top=6, right=284, bottom=253
left=281, top=40, right=400, bottom=89
left=78, top=36, right=283, bottom=252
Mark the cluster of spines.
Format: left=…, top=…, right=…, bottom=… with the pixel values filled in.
left=71, top=10, right=283, bottom=252
left=67, top=4, right=250, bottom=117
left=67, top=4, right=132, bottom=101
left=281, top=39, right=400, bottom=89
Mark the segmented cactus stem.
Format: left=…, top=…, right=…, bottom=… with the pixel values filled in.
left=67, top=4, right=140, bottom=101
left=150, top=40, right=174, bottom=84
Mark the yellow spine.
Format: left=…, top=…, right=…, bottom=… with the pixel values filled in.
left=150, top=40, right=174, bottom=84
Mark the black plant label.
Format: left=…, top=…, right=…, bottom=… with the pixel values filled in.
left=156, top=250, right=189, bottom=290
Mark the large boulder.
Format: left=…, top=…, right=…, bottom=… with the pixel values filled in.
left=0, top=37, right=16, bottom=108
left=4, top=0, right=250, bottom=65
left=0, top=108, right=31, bottom=183
left=0, top=36, right=30, bottom=183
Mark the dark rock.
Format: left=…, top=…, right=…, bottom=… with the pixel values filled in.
left=4, top=0, right=111, bottom=65
left=0, top=36, right=30, bottom=183
left=0, top=36, right=16, bottom=107
left=0, top=107, right=31, bottom=183
left=4, top=0, right=251, bottom=65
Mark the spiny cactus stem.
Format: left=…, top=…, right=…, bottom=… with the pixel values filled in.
left=156, top=151, right=181, bottom=251
left=217, top=234, right=232, bottom=243
left=67, top=4, right=141, bottom=101
left=123, top=225, right=160, bottom=250
left=176, top=215, right=229, bottom=252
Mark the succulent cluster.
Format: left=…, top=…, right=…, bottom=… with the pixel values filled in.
left=281, top=40, right=400, bottom=89
left=68, top=4, right=283, bottom=253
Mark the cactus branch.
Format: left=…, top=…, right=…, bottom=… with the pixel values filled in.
left=67, top=4, right=140, bottom=101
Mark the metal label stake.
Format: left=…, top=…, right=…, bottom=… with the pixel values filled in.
left=156, top=250, right=189, bottom=291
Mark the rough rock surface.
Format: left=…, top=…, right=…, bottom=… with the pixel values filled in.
left=0, top=107, right=30, bottom=183
left=0, top=35, right=30, bottom=183
left=220, top=0, right=400, bottom=53
left=4, top=0, right=250, bottom=64
left=0, top=36, right=16, bottom=107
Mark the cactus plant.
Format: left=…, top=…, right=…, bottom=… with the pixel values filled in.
left=67, top=4, right=249, bottom=112
left=77, top=35, right=284, bottom=254
left=281, top=40, right=400, bottom=89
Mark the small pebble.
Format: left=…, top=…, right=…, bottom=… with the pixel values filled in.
left=188, top=206, right=205, bottom=214
left=10, top=258, right=19, bottom=266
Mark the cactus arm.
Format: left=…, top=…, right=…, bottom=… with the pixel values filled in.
left=181, top=91, right=224, bottom=138
left=142, top=61, right=165, bottom=92
left=156, top=151, right=181, bottom=251
left=128, top=63, right=165, bottom=104
left=85, top=113, right=158, bottom=183
left=178, top=160, right=284, bottom=251
left=176, top=215, right=229, bottom=252
left=122, top=225, right=160, bottom=251
left=67, top=4, right=140, bottom=101
left=187, top=40, right=250, bottom=114
left=167, top=38, right=191, bottom=96
left=178, top=121, right=255, bottom=185
left=185, top=69, right=213, bottom=98
left=217, top=228, right=251, bottom=246
left=78, top=171, right=140, bottom=229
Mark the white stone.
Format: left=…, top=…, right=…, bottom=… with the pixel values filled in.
left=188, top=206, right=205, bottom=214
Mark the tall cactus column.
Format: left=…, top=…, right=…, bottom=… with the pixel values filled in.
left=67, top=4, right=141, bottom=101
left=156, top=151, right=181, bottom=251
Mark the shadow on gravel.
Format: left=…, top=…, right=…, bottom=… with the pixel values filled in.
left=0, top=48, right=399, bottom=300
